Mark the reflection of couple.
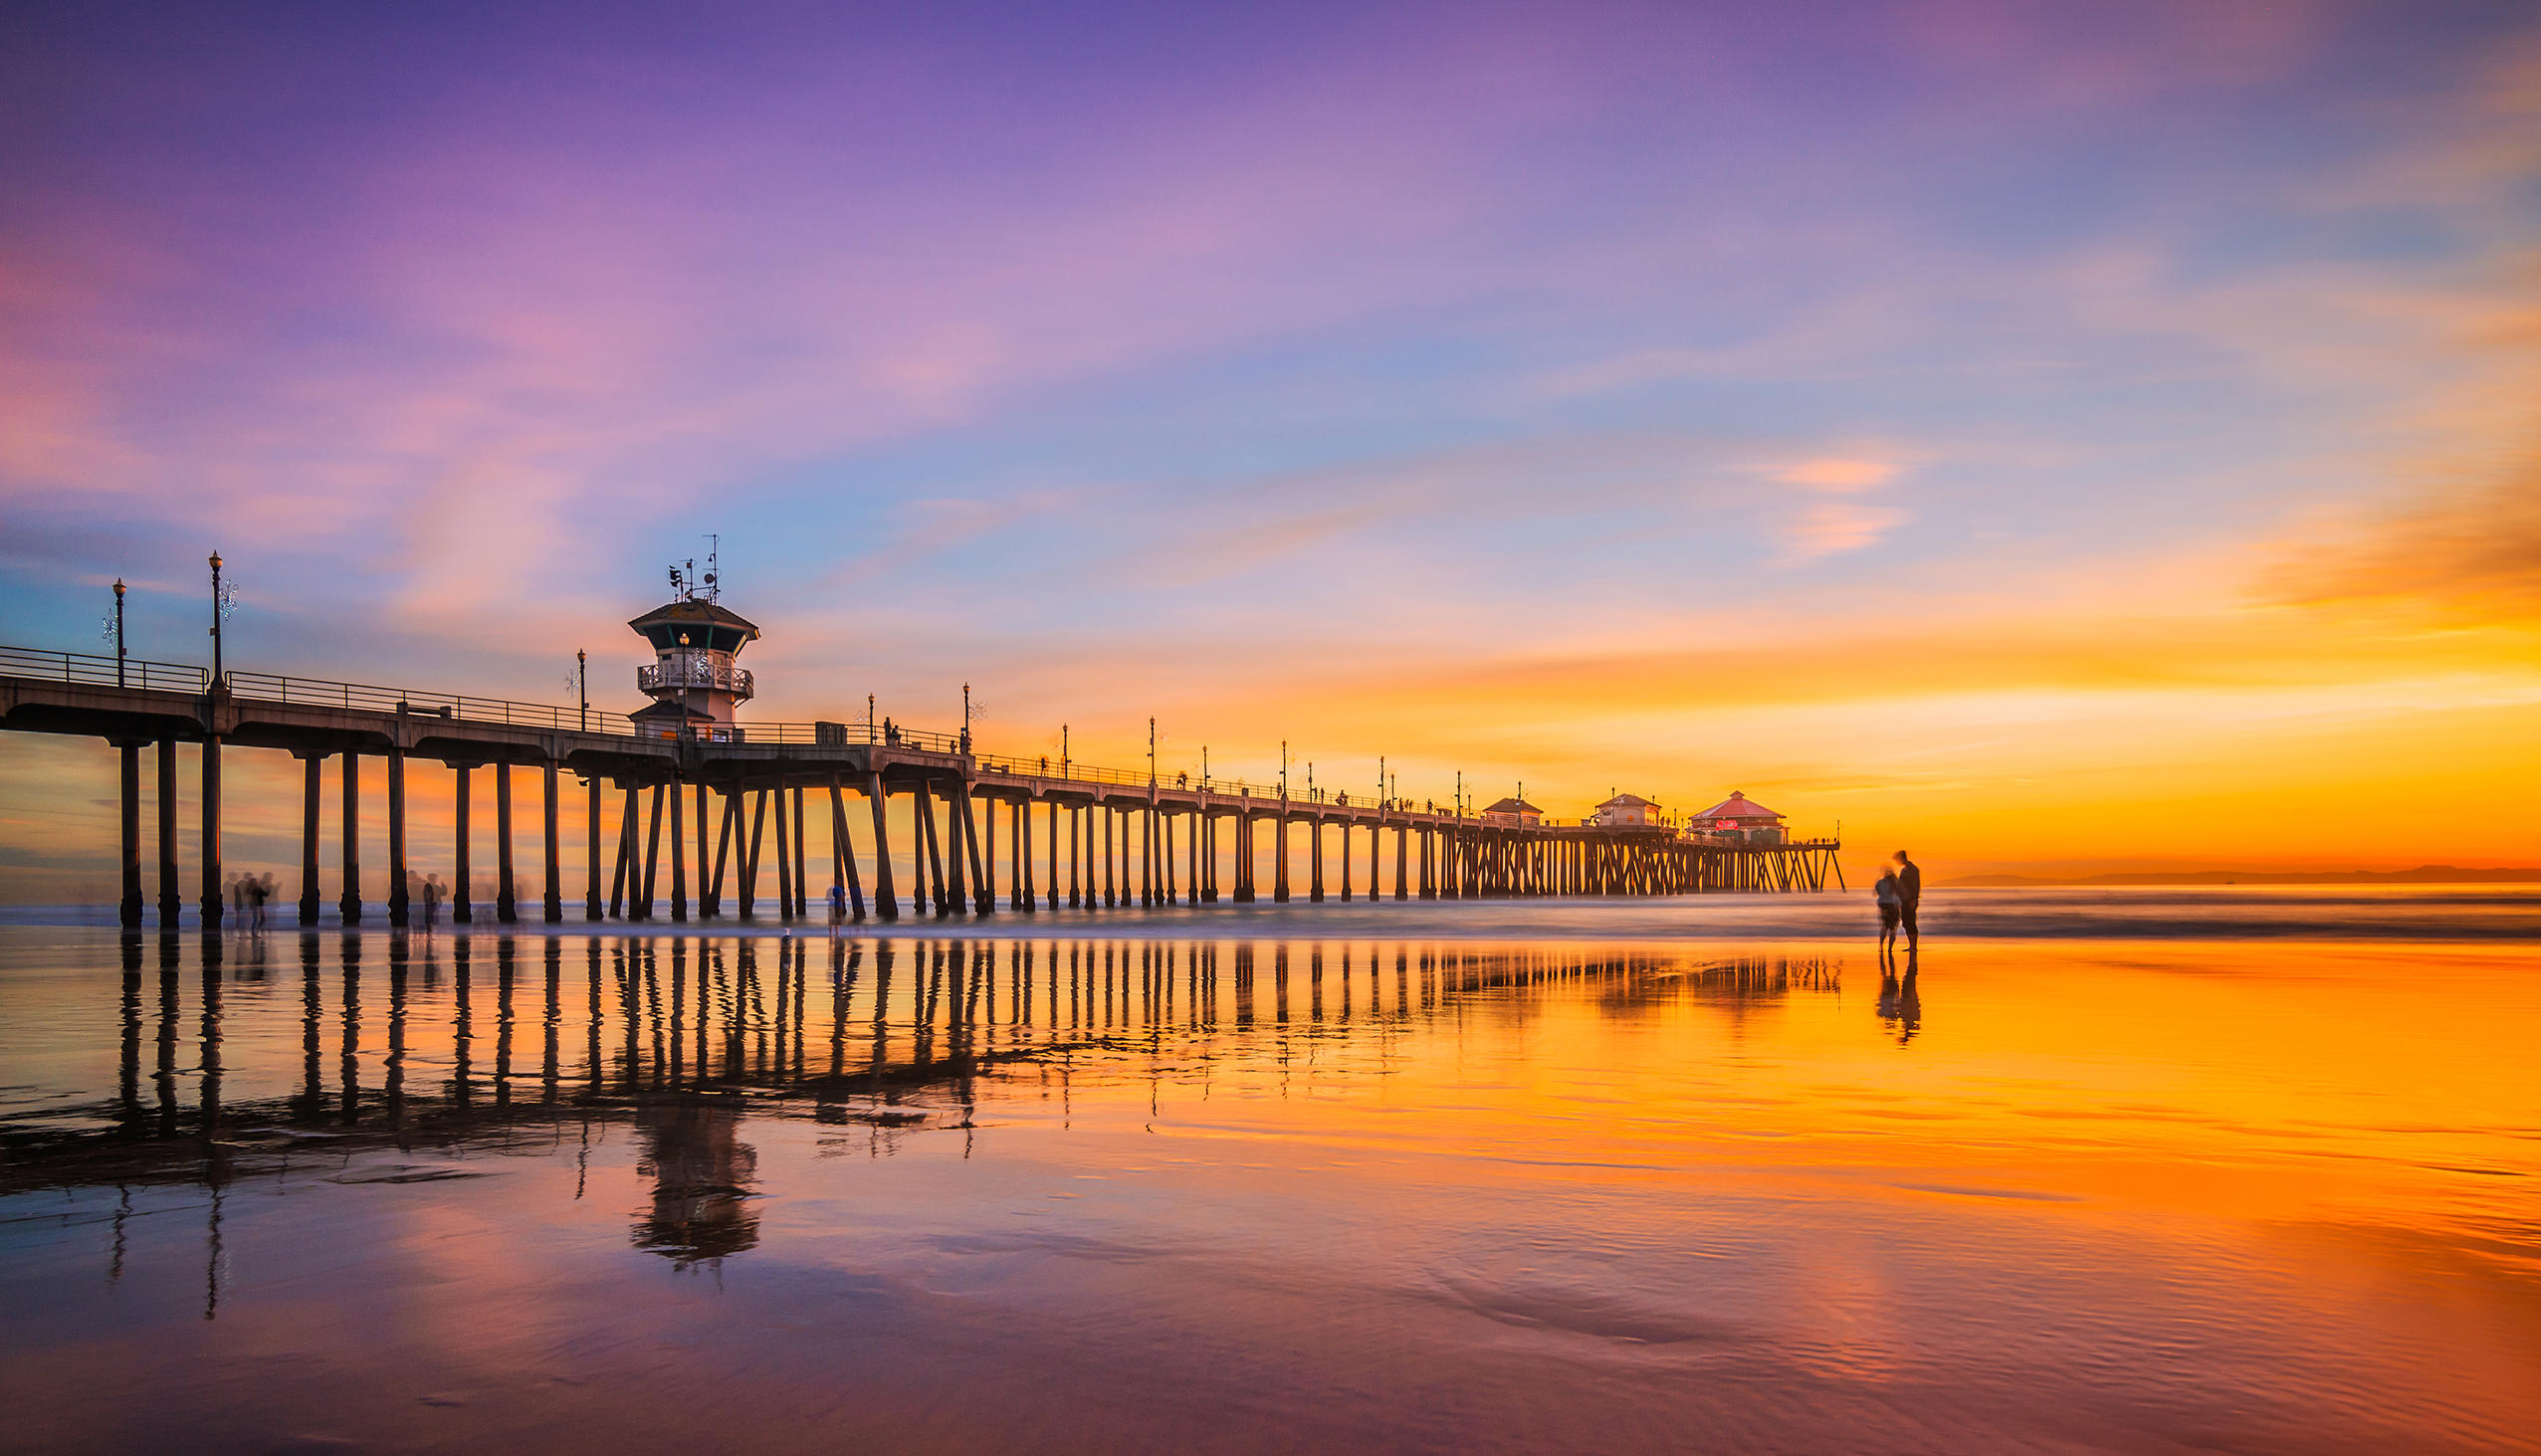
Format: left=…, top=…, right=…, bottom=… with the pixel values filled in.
left=1878, top=960, right=1922, bottom=1043
left=1874, top=850, right=1920, bottom=956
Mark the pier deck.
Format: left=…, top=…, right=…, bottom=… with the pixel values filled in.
left=1, top=645, right=1841, bottom=930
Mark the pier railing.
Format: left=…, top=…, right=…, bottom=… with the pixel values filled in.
left=0, top=645, right=210, bottom=695
left=1, top=644, right=1809, bottom=835
left=225, top=670, right=645, bottom=735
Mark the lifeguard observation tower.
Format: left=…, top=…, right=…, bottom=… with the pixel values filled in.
left=629, top=553, right=758, bottom=741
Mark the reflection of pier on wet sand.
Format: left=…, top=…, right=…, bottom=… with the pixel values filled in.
left=5, top=931, right=1840, bottom=1188
left=5, top=928, right=1843, bottom=1316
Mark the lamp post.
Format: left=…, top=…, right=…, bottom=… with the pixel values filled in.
left=103, top=578, right=126, bottom=687
left=963, top=683, right=974, bottom=755
left=1148, top=718, right=1157, bottom=788
left=679, top=634, right=693, bottom=740
left=207, top=552, right=225, bottom=681
left=576, top=650, right=587, bottom=732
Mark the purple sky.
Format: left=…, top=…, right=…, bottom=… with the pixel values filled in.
left=4, top=0, right=2538, bottom=879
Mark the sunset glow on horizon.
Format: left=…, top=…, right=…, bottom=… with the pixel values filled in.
left=5, top=1, right=2538, bottom=893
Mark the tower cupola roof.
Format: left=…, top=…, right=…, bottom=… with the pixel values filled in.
left=628, top=599, right=759, bottom=654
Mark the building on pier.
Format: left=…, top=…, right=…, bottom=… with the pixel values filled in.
left=1590, top=792, right=1661, bottom=828
left=629, top=594, right=759, bottom=741
left=1481, top=796, right=1543, bottom=828
left=1689, top=791, right=1785, bottom=844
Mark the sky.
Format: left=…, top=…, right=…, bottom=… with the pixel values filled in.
left=3, top=0, right=2538, bottom=895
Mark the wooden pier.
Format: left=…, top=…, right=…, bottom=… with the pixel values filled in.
left=0, top=643, right=1841, bottom=930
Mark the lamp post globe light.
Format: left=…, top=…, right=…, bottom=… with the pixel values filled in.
left=208, top=552, right=224, bottom=680
left=102, top=578, right=126, bottom=688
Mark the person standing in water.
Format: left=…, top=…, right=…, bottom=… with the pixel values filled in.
left=1874, top=865, right=1902, bottom=959
left=1892, top=851, right=1922, bottom=951
left=827, top=880, right=847, bottom=936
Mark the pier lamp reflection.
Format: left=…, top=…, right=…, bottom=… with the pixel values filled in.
left=632, top=1100, right=761, bottom=1268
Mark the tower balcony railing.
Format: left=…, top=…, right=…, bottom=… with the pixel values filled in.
left=637, top=661, right=753, bottom=698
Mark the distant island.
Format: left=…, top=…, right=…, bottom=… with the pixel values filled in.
left=1949, top=866, right=2541, bottom=888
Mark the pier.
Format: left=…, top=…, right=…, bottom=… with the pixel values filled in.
left=0, top=625, right=1841, bottom=931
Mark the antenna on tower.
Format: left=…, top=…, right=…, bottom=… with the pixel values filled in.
left=702, top=534, right=721, bottom=602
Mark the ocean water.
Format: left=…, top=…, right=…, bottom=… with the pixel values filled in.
left=1, top=892, right=2535, bottom=1454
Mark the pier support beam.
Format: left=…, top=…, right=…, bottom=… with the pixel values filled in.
left=610, top=783, right=637, bottom=919
left=155, top=739, right=179, bottom=928
left=1274, top=809, right=1290, bottom=903
left=1395, top=820, right=1408, bottom=902
left=1235, top=812, right=1255, bottom=903
left=543, top=762, right=562, bottom=924
left=970, top=782, right=990, bottom=910
left=709, top=788, right=735, bottom=916
left=454, top=764, right=474, bottom=924
left=584, top=776, right=603, bottom=921
left=669, top=775, right=687, bottom=923
left=866, top=773, right=899, bottom=921
left=693, top=783, right=711, bottom=918
left=830, top=779, right=867, bottom=921
left=387, top=749, right=408, bottom=927
left=773, top=779, right=793, bottom=923
left=962, top=788, right=991, bottom=916
left=1016, top=797, right=1035, bottom=913
left=296, top=752, right=320, bottom=927
left=935, top=782, right=964, bottom=918
left=117, top=741, right=143, bottom=929
left=199, top=736, right=222, bottom=930
left=495, top=764, right=517, bottom=923
left=1310, top=816, right=1325, bottom=903
left=793, top=785, right=808, bottom=919
left=339, top=750, right=361, bottom=926
left=910, top=781, right=935, bottom=916
left=640, top=784, right=664, bottom=920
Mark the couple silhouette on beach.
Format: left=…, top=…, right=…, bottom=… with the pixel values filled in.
left=1874, top=851, right=1920, bottom=958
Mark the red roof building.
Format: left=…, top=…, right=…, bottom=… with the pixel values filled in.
left=1688, top=792, right=1786, bottom=843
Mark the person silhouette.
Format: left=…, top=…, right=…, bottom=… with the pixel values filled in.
left=1874, top=865, right=1902, bottom=959
left=1892, top=851, right=1922, bottom=950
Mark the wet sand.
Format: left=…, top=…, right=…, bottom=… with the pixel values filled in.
left=1, top=906, right=2535, bottom=1453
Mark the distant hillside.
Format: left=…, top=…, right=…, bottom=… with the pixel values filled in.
left=1948, top=866, right=2541, bottom=888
